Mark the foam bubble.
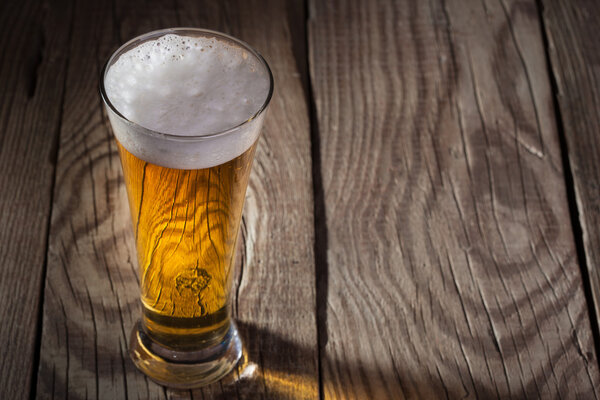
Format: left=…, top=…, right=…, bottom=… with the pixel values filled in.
left=103, top=32, right=271, bottom=169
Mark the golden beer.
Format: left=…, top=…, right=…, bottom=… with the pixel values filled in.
left=101, top=28, right=273, bottom=388
left=117, top=140, right=257, bottom=349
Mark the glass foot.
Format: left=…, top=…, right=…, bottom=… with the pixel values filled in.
left=129, top=320, right=243, bottom=389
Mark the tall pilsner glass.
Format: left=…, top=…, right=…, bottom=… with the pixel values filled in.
left=100, top=28, right=273, bottom=388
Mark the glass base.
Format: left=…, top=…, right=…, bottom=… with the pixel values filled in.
left=129, top=320, right=243, bottom=389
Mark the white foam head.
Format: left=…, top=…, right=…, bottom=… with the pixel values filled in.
left=102, top=29, right=272, bottom=169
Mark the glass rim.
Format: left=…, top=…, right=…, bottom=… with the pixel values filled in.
left=99, top=27, right=274, bottom=141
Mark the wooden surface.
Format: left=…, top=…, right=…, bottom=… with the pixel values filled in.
left=541, top=0, right=600, bottom=334
left=0, top=0, right=599, bottom=399
left=308, top=0, right=599, bottom=398
left=0, top=1, right=71, bottom=398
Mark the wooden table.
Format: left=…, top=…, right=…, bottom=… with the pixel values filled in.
left=2, top=0, right=600, bottom=398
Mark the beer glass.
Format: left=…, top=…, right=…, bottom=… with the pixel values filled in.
left=100, top=28, right=273, bottom=388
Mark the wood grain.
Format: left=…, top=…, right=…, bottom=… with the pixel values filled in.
left=308, top=0, right=600, bottom=398
left=540, top=0, right=600, bottom=338
left=0, top=0, right=72, bottom=398
left=35, top=0, right=318, bottom=399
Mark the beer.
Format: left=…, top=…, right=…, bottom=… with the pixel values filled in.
left=117, top=140, right=257, bottom=349
left=118, top=144, right=255, bottom=348
left=101, top=28, right=272, bottom=387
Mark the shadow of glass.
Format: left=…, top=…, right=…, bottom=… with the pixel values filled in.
left=178, top=320, right=318, bottom=399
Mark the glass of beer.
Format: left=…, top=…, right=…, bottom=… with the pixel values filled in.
left=100, top=28, right=273, bottom=388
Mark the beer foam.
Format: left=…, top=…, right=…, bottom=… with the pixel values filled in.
left=103, top=33, right=271, bottom=169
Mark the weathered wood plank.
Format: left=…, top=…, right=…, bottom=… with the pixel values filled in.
left=308, top=0, right=600, bottom=398
left=0, top=0, right=72, bottom=398
left=35, top=0, right=318, bottom=399
left=540, top=0, right=600, bottom=338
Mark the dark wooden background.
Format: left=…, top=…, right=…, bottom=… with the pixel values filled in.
left=1, top=0, right=600, bottom=398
